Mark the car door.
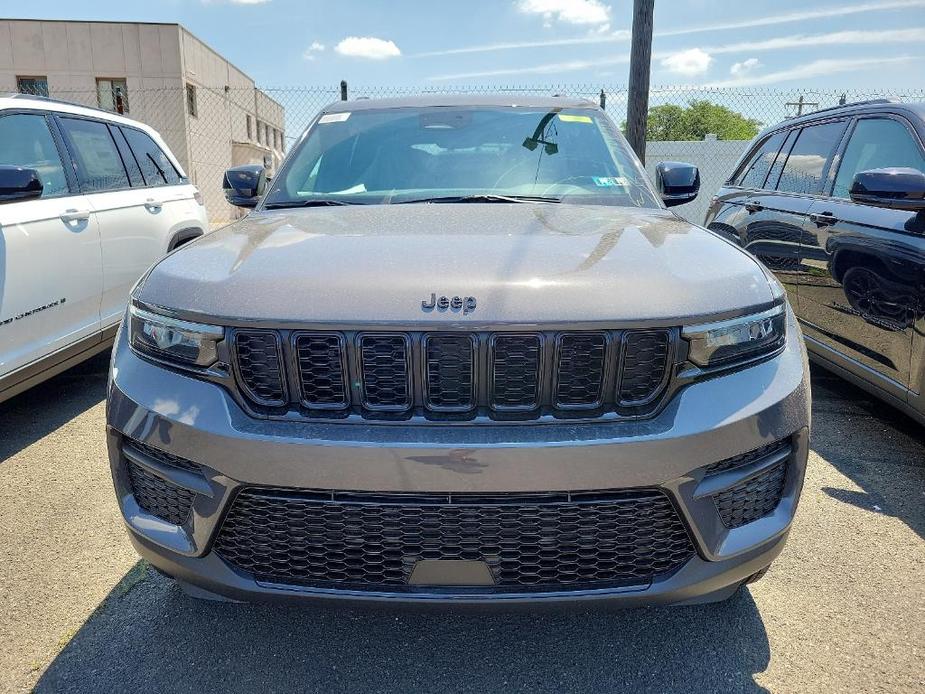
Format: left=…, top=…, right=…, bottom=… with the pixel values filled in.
left=799, top=114, right=925, bottom=394
left=0, top=110, right=102, bottom=380
left=56, top=115, right=172, bottom=330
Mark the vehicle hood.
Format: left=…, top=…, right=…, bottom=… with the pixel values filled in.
left=138, top=204, right=774, bottom=325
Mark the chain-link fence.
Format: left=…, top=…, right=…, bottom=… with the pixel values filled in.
left=31, top=83, right=925, bottom=225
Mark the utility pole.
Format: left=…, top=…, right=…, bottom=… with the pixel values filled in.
left=625, top=0, right=654, bottom=161
left=785, top=94, right=818, bottom=117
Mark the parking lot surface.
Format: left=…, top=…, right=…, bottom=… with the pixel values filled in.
left=1, top=354, right=922, bottom=693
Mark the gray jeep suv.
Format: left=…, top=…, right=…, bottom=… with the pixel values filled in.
left=106, top=96, right=810, bottom=606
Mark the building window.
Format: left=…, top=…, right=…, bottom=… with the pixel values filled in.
left=186, top=84, right=197, bottom=118
left=256, top=120, right=262, bottom=144
left=272, top=128, right=278, bottom=150
left=280, top=131, right=285, bottom=153
left=97, top=78, right=129, bottom=114
left=246, top=115, right=252, bottom=141
left=17, top=76, right=49, bottom=97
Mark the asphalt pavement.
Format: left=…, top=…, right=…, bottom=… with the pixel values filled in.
left=1, top=354, right=922, bottom=693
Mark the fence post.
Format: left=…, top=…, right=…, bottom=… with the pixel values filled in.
left=340, top=80, right=348, bottom=101
left=599, top=89, right=606, bottom=110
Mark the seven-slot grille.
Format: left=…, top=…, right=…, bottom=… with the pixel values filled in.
left=231, top=328, right=675, bottom=419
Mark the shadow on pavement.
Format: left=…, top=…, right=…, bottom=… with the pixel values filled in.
left=0, top=351, right=110, bottom=464
left=809, top=365, right=925, bottom=540
left=36, top=566, right=771, bottom=693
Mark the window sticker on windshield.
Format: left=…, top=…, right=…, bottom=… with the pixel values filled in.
left=592, top=176, right=628, bottom=187
left=558, top=114, right=593, bottom=123
left=319, top=113, right=350, bottom=124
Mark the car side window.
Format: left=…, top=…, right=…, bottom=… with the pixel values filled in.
left=121, top=127, right=182, bottom=186
left=774, top=121, right=847, bottom=195
left=0, top=113, right=69, bottom=197
left=831, top=117, right=925, bottom=198
left=59, top=117, right=130, bottom=192
left=110, top=125, right=145, bottom=187
left=763, top=129, right=798, bottom=191
left=736, top=131, right=786, bottom=189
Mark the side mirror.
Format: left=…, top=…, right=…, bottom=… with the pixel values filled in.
left=850, top=167, right=925, bottom=211
left=223, top=164, right=268, bottom=208
left=655, top=161, right=699, bottom=207
left=0, top=165, right=43, bottom=203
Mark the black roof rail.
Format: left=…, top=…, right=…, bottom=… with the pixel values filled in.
left=788, top=98, right=898, bottom=119
left=5, top=92, right=117, bottom=116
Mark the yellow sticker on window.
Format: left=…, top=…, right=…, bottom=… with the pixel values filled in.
left=557, top=114, right=593, bottom=123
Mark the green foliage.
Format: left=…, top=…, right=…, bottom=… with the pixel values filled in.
left=625, top=100, right=762, bottom=141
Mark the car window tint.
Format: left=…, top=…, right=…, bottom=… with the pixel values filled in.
left=59, top=117, right=130, bottom=192
left=737, top=131, right=786, bottom=189
left=764, top=129, right=798, bottom=191
left=832, top=117, right=925, bottom=198
left=775, top=121, right=847, bottom=195
left=0, top=113, right=69, bottom=197
left=121, top=127, right=182, bottom=186
left=111, top=126, right=144, bottom=187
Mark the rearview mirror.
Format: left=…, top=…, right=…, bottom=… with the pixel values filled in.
left=655, top=161, right=699, bottom=207
left=223, top=165, right=268, bottom=208
left=850, top=167, right=925, bottom=211
left=0, top=166, right=43, bottom=203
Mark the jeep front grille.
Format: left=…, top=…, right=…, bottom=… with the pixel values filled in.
left=230, top=328, right=676, bottom=420
left=213, top=488, right=695, bottom=591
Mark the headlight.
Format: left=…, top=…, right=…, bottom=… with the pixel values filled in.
left=129, top=305, right=224, bottom=367
left=683, top=304, right=786, bottom=368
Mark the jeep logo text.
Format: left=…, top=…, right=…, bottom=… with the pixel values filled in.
left=421, top=293, right=477, bottom=315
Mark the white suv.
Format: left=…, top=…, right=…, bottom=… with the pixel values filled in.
left=0, top=94, right=209, bottom=403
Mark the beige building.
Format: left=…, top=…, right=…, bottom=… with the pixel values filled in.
left=0, top=19, right=285, bottom=223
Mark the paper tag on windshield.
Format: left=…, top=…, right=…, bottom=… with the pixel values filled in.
left=319, top=112, right=350, bottom=124
left=558, top=114, right=593, bottom=123
left=592, top=176, right=628, bottom=187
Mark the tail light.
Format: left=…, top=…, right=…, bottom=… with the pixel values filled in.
left=193, top=188, right=204, bottom=206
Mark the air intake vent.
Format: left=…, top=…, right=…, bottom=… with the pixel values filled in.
left=359, top=334, right=412, bottom=411
left=294, top=333, right=349, bottom=409
left=490, top=334, right=542, bottom=411
left=554, top=332, right=607, bottom=408
left=424, top=334, right=476, bottom=411
left=234, top=330, right=286, bottom=406
left=618, top=330, right=671, bottom=406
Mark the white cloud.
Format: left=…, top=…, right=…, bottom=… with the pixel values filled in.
left=415, top=0, right=925, bottom=58
left=429, top=55, right=629, bottom=81
left=730, top=58, right=761, bottom=76
left=334, top=36, right=401, bottom=60
left=302, top=41, right=325, bottom=60
left=706, top=56, right=915, bottom=87
left=658, top=0, right=925, bottom=37
left=226, top=0, right=271, bottom=4
left=517, top=0, right=611, bottom=26
left=660, top=48, right=713, bottom=76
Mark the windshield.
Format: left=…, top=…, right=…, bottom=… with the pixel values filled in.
left=263, top=106, right=660, bottom=208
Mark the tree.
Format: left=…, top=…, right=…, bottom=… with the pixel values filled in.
left=629, top=100, right=761, bottom=141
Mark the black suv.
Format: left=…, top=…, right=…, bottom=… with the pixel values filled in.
left=705, top=99, right=925, bottom=424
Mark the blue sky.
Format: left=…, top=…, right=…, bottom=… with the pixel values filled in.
left=4, top=0, right=925, bottom=88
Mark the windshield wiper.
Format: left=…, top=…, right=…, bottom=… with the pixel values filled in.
left=264, top=199, right=359, bottom=209
left=394, top=194, right=561, bottom=205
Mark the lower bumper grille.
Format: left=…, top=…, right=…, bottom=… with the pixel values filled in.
left=714, top=461, right=787, bottom=528
left=126, top=460, right=195, bottom=525
left=214, top=489, right=695, bottom=592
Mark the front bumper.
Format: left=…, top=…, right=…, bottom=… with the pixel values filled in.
left=106, top=314, right=811, bottom=606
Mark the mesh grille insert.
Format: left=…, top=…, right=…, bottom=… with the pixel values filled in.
left=424, top=334, right=476, bottom=411
left=704, top=439, right=790, bottom=476
left=713, top=462, right=787, bottom=528
left=234, top=331, right=286, bottom=406
left=618, top=330, right=671, bottom=405
left=126, top=460, right=195, bottom=525
left=214, top=488, right=695, bottom=591
left=555, top=332, right=607, bottom=408
left=295, top=333, right=348, bottom=409
left=124, top=440, right=200, bottom=473
left=490, top=334, right=542, bottom=410
left=359, top=334, right=411, bottom=410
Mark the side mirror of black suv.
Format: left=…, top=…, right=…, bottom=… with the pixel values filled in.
left=655, top=161, right=700, bottom=207
left=850, top=167, right=925, bottom=211
left=223, top=164, right=268, bottom=208
left=0, top=165, right=43, bottom=203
